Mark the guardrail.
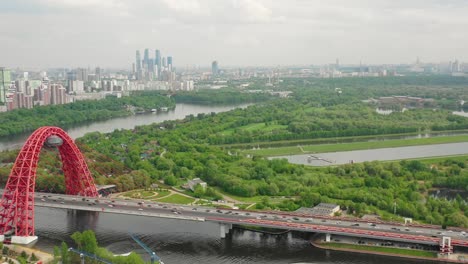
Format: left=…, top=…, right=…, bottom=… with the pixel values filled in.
left=207, top=217, right=468, bottom=247
left=35, top=202, right=205, bottom=222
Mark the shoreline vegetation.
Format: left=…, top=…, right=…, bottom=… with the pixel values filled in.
left=0, top=77, right=467, bottom=229
left=0, top=91, right=175, bottom=137
left=242, top=134, right=468, bottom=156
left=0, top=89, right=271, bottom=138
left=223, top=129, right=468, bottom=149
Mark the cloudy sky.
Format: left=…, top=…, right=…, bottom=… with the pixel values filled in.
left=1, top=0, right=467, bottom=69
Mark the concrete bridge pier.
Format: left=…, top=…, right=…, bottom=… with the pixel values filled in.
left=325, top=233, right=331, bottom=242
left=0, top=235, right=38, bottom=244
left=220, top=223, right=232, bottom=238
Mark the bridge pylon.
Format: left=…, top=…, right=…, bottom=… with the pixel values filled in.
left=0, top=126, right=98, bottom=244
left=220, top=223, right=232, bottom=238
left=440, top=236, right=453, bottom=255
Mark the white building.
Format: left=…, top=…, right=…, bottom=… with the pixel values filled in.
left=188, top=178, right=207, bottom=192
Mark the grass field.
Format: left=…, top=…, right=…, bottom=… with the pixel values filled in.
left=323, top=242, right=438, bottom=258
left=153, top=190, right=171, bottom=198
left=157, top=194, right=195, bottom=204
left=223, top=129, right=468, bottom=149
left=244, top=134, right=468, bottom=156
left=122, top=190, right=155, bottom=198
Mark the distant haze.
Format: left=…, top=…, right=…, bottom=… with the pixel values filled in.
left=1, top=0, right=467, bottom=68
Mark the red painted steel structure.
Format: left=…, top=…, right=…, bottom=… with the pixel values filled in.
left=0, top=126, right=98, bottom=237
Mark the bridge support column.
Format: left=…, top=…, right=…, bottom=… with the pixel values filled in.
left=0, top=235, right=38, bottom=244
left=220, top=223, right=232, bottom=238
left=440, top=236, right=453, bottom=255
left=325, top=233, right=331, bottom=242
left=11, top=236, right=38, bottom=244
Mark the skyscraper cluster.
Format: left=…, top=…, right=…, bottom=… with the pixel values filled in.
left=135, top=48, right=174, bottom=81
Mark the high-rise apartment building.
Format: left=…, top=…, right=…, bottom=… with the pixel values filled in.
left=144, top=48, right=150, bottom=67
left=95, top=67, right=102, bottom=81
left=167, top=56, right=173, bottom=70
left=155, top=50, right=161, bottom=66
left=0, top=67, right=11, bottom=104
left=155, top=50, right=161, bottom=79
left=50, top=84, right=67, bottom=105
left=136, top=50, right=141, bottom=72
left=76, top=68, right=88, bottom=82
left=212, top=61, right=219, bottom=76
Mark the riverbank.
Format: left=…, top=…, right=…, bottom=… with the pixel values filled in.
left=5, top=244, right=54, bottom=264
left=244, top=134, right=468, bottom=156
left=311, top=240, right=468, bottom=263
left=0, top=103, right=252, bottom=151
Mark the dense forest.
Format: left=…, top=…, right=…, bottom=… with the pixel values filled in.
left=0, top=92, right=175, bottom=137
left=0, top=89, right=272, bottom=137
left=0, top=76, right=467, bottom=227
left=174, top=89, right=272, bottom=104
left=70, top=111, right=467, bottom=227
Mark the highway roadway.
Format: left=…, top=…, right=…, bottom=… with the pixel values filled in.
left=27, top=191, right=468, bottom=248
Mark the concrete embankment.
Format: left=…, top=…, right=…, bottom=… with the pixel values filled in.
left=311, top=240, right=468, bottom=263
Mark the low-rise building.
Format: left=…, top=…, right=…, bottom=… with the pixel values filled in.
left=297, top=203, right=341, bottom=216
left=188, top=178, right=207, bottom=191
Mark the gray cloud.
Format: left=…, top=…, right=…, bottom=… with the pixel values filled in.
left=1, top=0, right=467, bottom=69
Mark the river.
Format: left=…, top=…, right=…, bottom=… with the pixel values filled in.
left=274, top=142, right=468, bottom=166
left=33, top=207, right=436, bottom=264
left=0, top=103, right=250, bottom=151
left=0, top=103, right=458, bottom=262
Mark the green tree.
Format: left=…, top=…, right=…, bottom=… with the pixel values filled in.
left=53, top=246, right=60, bottom=262
left=193, top=184, right=205, bottom=198
left=164, top=175, right=177, bottom=186
left=60, top=241, right=69, bottom=264
left=71, top=230, right=98, bottom=254
left=16, top=256, right=27, bottom=264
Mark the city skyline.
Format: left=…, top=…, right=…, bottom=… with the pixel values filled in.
left=1, top=1, right=468, bottom=68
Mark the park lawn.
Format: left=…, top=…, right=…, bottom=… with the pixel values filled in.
left=153, top=190, right=171, bottom=198
left=221, top=122, right=287, bottom=136
left=121, top=190, right=156, bottom=199
left=121, top=190, right=141, bottom=198
left=324, top=242, right=438, bottom=258
left=244, top=134, right=468, bottom=156
left=139, top=190, right=156, bottom=198
left=157, top=194, right=195, bottom=204
left=213, top=187, right=295, bottom=204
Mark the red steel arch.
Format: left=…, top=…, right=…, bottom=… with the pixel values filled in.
left=0, top=126, right=98, bottom=237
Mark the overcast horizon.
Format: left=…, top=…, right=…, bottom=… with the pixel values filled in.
left=1, top=0, right=467, bottom=69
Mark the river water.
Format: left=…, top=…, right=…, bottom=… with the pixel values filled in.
left=34, top=207, right=435, bottom=264
left=0, top=103, right=250, bottom=151
left=0, top=103, right=457, bottom=262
